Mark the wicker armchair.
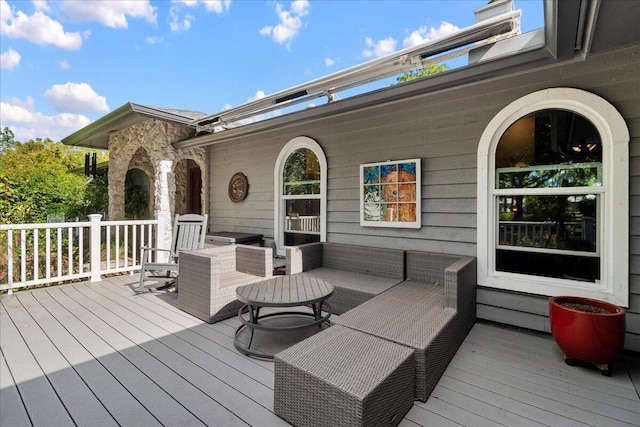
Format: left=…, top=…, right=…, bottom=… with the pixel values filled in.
left=178, top=244, right=273, bottom=323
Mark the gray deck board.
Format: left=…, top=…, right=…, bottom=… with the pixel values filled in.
left=39, top=285, right=209, bottom=426
left=0, top=351, right=31, bottom=427
left=60, top=282, right=277, bottom=426
left=1, top=301, right=76, bottom=427
left=86, top=278, right=282, bottom=422
left=7, top=292, right=117, bottom=427
left=1, top=275, right=639, bottom=427
left=19, top=290, right=160, bottom=425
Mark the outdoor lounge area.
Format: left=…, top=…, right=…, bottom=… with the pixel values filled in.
left=2, top=1, right=640, bottom=425
left=1, top=273, right=639, bottom=426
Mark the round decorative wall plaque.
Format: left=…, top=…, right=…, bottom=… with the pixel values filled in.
left=228, top=172, right=248, bottom=202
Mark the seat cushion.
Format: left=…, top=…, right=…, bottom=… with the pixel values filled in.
left=299, top=267, right=401, bottom=295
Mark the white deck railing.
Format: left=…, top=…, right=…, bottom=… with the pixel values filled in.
left=285, top=215, right=320, bottom=234
left=498, top=219, right=593, bottom=250
left=0, top=214, right=158, bottom=293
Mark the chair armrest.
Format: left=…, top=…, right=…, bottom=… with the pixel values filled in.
left=179, top=249, right=225, bottom=288
left=141, top=247, right=171, bottom=253
left=141, top=246, right=172, bottom=262
left=189, top=245, right=237, bottom=274
left=444, top=256, right=477, bottom=310
left=236, top=245, right=273, bottom=277
left=286, top=242, right=323, bottom=274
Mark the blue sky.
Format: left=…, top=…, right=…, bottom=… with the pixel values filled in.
left=0, top=0, right=543, bottom=143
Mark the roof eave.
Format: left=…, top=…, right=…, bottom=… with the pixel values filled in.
left=62, top=102, right=202, bottom=149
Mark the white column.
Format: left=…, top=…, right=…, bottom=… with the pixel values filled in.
left=155, top=160, right=173, bottom=262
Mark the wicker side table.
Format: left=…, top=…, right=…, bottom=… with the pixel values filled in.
left=274, top=325, right=415, bottom=427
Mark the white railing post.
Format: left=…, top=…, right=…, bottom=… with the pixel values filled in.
left=89, top=214, right=103, bottom=282
left=7, top=229, right=13, bottom=294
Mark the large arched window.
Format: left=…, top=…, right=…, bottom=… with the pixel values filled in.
left=274, top=136, right=327, bottom=256
left=477, top=88, right=629, bottom=306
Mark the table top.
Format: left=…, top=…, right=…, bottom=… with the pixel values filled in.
left=206, top=232, right=263, bottom=244
left=236, top=275, right=334, bottom=308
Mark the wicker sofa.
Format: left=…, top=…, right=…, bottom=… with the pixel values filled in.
left=178, top=244, right=273, bottom=323
left=286, top=242, right=405, bottom=314
left=275, top=250, right=477, bottom=426
left=335, top=250, right=477, bottom=402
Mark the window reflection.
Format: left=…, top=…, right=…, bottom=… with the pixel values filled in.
left=494, top=109, right=602, bottom=282
left=283, top=148, right=320, bottom=195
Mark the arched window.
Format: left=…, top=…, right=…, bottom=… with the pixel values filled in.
left=274, top=137, right=327, bottom=256
left=477, top=88, right=629, bottom=306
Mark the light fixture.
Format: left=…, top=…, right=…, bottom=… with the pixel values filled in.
left=569, top=135, right=599, bottom=153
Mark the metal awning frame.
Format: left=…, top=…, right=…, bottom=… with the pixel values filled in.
left=192, top=8, right=522, bottom=133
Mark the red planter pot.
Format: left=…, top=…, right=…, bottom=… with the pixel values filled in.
left=549, top=296, right=625, bottom=374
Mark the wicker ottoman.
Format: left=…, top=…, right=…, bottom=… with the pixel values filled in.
left=274, top=325, right=415, bottom=427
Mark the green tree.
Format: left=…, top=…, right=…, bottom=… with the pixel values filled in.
left=84, top=174, right=109, bottom=217
left=396, top=63, right=447, bottom=83
left=0, top=137, right=89, bottom=223
left=1, top=127, right=16, bottom=152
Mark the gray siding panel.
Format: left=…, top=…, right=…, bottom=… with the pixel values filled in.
left=206, top=42, right=640, bottom=351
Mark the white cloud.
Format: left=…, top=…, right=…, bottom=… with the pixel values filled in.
left=168, top=0, right=231, bottom=33
left=172, top=0, right=231, bottom=13
left=0, top=47, right=20, bottom=70
left=145, top=35, right=164, bottom=45
left=0, top=97, right=91, bottom=142
left=169, top=5, right=193, bottom=32
left=259, top=0, right=310, bottom=50
left=325, top=57, right=335, bottom=67
left=32, top=1, right=50, bottom=12
left=402, top=21, right=460, bottom=48
left=7, top=95, right=35, bottom=111
left=58, top=59, right=70, bottom=69
left=362, top=36, right=397, bottom=58
left=201, top=0, right=232, bottom=14
left=0, top=1, right=84, bottom=50
left=0, top=0, right=10, bottom=21
left=248, top=90, right=266, bottom=102
left=290, top=0, right=309, bottom=15
left=60, top=1, right=157, bottom=29
left=44, top=82, right=110, bottom=114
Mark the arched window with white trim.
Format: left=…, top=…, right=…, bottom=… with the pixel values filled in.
left=274, top=137, right=327, bottom=256
left=477, top=88, right=629, bottom=306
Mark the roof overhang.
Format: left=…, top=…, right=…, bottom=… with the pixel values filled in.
left=61, top=103, right=202, bottom=149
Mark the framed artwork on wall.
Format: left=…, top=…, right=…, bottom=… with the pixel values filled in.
left=360, top=158, right=421, bottom=228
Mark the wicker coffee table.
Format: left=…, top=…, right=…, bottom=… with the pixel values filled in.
left=234, top=275, right=334, bottom=359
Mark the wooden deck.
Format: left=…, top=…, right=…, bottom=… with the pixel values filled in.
left=1, top=274, right=639, bottom=426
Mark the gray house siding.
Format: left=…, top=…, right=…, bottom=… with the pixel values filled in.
left=207, top=41, right=640, bottom=351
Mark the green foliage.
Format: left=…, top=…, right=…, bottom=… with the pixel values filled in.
left=124, top=176, right=149, bottom=219
left=81, top=174, right=109, bottom=217
left=1, top=127, right=16, bottom=152
left=396, top=63, right=447, bottom=83
left=0, top=134, right=108, bottom=224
